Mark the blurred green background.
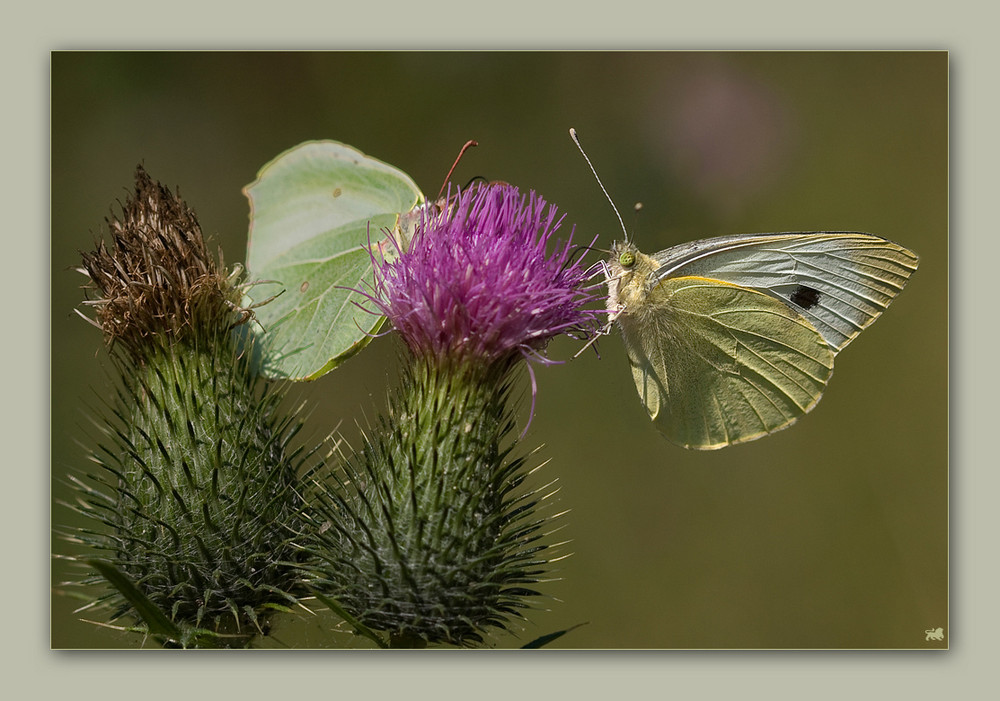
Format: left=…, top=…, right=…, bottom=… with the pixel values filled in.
left=50, top=51, right=947, bottom=649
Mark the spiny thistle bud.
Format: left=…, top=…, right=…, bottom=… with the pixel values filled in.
left=302, top=183, right=601, bottom=647
left=61, top=167, right=307, bottom=647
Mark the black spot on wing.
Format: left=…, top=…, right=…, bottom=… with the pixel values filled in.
left=790, top=284, right=821, bottom=310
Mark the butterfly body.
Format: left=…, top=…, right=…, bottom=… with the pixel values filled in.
left=604, top=232, right=918, bottom=450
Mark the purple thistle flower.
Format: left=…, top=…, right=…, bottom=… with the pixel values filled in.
left=371, top=182, right=602, bottom=366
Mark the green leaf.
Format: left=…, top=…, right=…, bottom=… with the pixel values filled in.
left=520, top=622, right=588, bottom=649
left=244, top=140, right=424, bottom=380
left=85, top=560, right=255, bottom=648
left=85, top=559, right=183, bottom=640
left=311, top=590, right=388, bottom=649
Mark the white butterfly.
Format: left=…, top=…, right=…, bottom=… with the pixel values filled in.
left=571, top=129, right=919, bottom=449
left=604, top=232, right=918, bottom=449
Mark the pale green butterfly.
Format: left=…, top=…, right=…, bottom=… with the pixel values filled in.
left=570, top=129, right=919, bottom=450
left=244, top=140, right=425, bottom=381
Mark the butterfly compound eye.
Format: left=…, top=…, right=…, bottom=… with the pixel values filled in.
left=618, top=250, right=635, bottom=268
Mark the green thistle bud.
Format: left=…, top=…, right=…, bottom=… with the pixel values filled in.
left=305, top=356, right=552, bottom=647
left=62, top=167, right=307, bottom=646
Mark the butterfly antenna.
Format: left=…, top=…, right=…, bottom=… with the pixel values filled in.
left=438, top=139, right=479, bottom=200
left=569, top=127, right=629, bottom=243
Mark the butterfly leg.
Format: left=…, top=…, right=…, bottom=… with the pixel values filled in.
left=572, top=304, right=621, bottom=359
left=578, top=259, right=613, bottom=291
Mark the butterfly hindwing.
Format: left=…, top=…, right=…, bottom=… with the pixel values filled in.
left=617, top=275, right=835, bottom=449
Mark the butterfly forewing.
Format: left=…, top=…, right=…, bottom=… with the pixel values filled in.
left=618, top=276, right=835, bottom=449
left=651, top=233, right=919, bottom=352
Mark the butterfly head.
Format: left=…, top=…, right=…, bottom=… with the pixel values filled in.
left=606, top=240, right=660, bottom=317
left=607, top=239, right=638, bottom=277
